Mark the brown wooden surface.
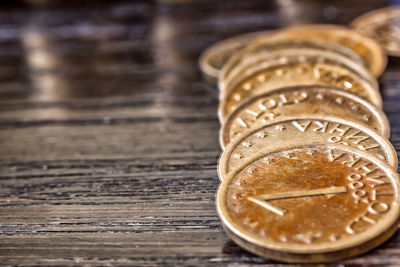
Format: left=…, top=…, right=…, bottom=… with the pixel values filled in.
left=0, top=0, right=399, bottom=265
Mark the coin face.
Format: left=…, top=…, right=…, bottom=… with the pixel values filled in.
left=218, top=51, right=381, bottom=119
left=220, top=39, right=368, bottom=90
left=217, top=144, right=400, bottom=263
left=219, top=116, right=398, bottom=178
left=351, top=6, right=400, bottom=57
left=220, top=86, right=390, bottom=148
left=199, top=31, right=271, bottom=83
left=262, top=24, right=387, bottom=77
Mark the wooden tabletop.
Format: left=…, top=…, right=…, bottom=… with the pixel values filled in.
left=1, top=0, right=399, bottom=265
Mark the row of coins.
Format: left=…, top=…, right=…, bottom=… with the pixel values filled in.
left=199, top=6, right=400, bottom=263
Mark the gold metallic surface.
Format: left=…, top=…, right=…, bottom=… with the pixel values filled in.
left=263, top=24, right=387, bottom=77
left=220, top=86, right=390, bottom=146
left=218, top=50, right=381, bottom=117
left=218, top=116, right=398, bottom=178
left=351, top=6, right=400, bottom=57
left=217, top=144, right=400, bottom=263
left=220, top=39, right=369, bottom=92
left=198, top=31, right=271, bottom=83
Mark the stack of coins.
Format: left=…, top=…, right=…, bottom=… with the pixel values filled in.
left=200, top=11, right=400, bottom=263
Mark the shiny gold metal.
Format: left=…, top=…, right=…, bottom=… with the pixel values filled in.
left=218, top=49, right=381, bottom=117
left=220, top=39, right=370, bottom=92
left=351, top=6, right=400, bottom=57
left=218, top=115, right=398, bottom=179
left=198, top=31, right=271, bottom=83
left=217, top=144, right=400, bottom=263
left=220, top=86, right=390, bottom=147
left=260, top=24, right=387, bottom=77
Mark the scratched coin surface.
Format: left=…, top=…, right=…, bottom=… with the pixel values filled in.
left=257, top=24, right=387, bottom=77
left=218, top=51, right=381, bottom=120
left=351, top=6, right=400, bottom=57
left=220, top=39, right=368, bottom=91
left=217, top=144, right=400, bottom=263
left=198, top=31, right=271, bottom=83
left=219, top=116, right=398, bottom=178
left=220, top=86, right=390, bottom=147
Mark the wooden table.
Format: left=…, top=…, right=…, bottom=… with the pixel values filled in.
left=0, top=0, right=399, bottom=265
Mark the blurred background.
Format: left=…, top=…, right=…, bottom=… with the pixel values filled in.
left=0, top=0, right=392, bottom=104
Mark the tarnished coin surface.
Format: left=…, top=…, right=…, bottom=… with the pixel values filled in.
left=218, top=50, right=381, bottom=119
left=351, top=6, right=400, bottom=57
left=220, top=39, right=368, bottom=91
left=199, top=31, right=271, bottom=83
left=257, top=24, right=387, bottom=77
left=217, top=144, right=400, bottom=263
left=220, top=86, right=390, bottom=148
left=219, top=116, right=398, bottom=178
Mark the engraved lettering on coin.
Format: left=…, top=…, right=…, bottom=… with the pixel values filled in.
left=219, top=57, right=381, bottom=120
left=219, top=116, right=397, bottom=178
left=217, top=145, right=400, bottom=263
left=220, top=86, right=390, bottom=148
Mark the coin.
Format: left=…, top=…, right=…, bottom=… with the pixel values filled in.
left=220, top=39, right=367, bottom=91
left=218, top=116, right=398, bottom=178
left=218, top=50, right=381, bottom=117
left=199, top=31, right=271, bottom=83
left=258, top=24, right=387, bottom=77
left=220, top=86, right=390, bottom=148
left=217, top=144, right=400, bottom=263
left=351, top=6, right=400, bottom=57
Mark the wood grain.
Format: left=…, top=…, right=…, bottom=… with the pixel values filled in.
left=0, top=0, right=399, bottom=265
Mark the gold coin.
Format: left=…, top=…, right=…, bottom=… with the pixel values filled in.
left=217, top=144, right=400, bottom=263
left=218, top=115, right=398, bottom=179
left=262, top=24, right=387, bottom=77
left=198, top=31, right=271, bottom=83
left=218, top=49, right=380, bottom=118
left=220, top=39, right=368, bottom=91
left=351, top=6, right=400, bottom=57
left=220, top=86, right=390, bottom=148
